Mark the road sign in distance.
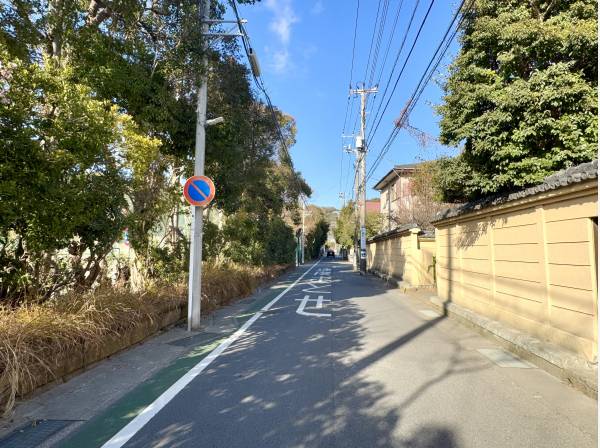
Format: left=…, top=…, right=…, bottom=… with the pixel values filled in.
left=183, top=175, right=215, bottom=207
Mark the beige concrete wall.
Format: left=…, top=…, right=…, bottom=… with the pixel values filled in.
left=416, top=237, right=436, bottom=286
left=368, top=232, right=411, bottom=279
left=367, top=229, right=435, bottom=287
left=435, top=180, right=598, bottom=362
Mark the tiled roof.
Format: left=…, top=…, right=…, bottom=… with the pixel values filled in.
left=434, top=160, right=598, bottom=222
left=367, top=222, right=419, bottom=243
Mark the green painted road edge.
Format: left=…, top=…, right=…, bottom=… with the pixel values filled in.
left=59, top=267, right=307, bottom=448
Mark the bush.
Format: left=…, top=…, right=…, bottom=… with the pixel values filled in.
left=264, top=217, right=296, bottom=265
left=222, top=212, right=297, bottom=266
left=147, top=237, right=190, bottom=284
left=0, top=285, right=186, bottom=415
left=0, top=262, right=291, bottom=415
left=306, top=218, right=329, bottom=259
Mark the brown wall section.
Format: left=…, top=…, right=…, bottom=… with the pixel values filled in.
left=367, top=229, right=435, bottom=287
left=435, top=180, right=598, bottom=362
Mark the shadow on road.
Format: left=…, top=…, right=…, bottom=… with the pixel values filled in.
left=125, top=259, right=489, bottom=448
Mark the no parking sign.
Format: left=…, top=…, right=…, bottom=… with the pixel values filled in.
left=183, top=175, right=215, bottom=207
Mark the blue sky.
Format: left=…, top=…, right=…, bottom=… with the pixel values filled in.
left=231, top=0, right=461, bottom=208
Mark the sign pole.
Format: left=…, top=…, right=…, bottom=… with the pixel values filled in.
left=188, top=0, right=211, bottom=331
left=301, top=200, right=306, bottom=264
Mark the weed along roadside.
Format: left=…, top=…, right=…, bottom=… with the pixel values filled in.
left=0, top=263, right=291, bottom=417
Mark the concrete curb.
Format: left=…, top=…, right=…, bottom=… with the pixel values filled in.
left=0, top=306, right=187, bottom=411
left=367, top=268, right=402, bottom=288
left=368, top=269, right=597, bottom=398
left=1, top=265, right=297, bottom=416
left=428, top=295, right=598, bottom=399
left=367, top=268, right=432, bottom=292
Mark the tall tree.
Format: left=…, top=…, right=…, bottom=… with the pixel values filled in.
left=334, top=203, right=356, bottom=249
left=306, top=218, right=329, bottom=259
left=437, top=0, right=597, bottom=201
left=0, top=0, right=311, bottom=300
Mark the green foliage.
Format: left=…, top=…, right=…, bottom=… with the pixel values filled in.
left=437, top=0, right=598, bottom=201
left=366, top=212, right=384, bottom=239
left=202, top=219, right=225, bottom=261
left=334, top=202, right=383, bottom=248
left=0, top=51, right=130, bottom=298
left=429, top=157, right=474, bottom=203
left=221, top=212, right=296, bottom=266
left=264, top=217, right=297, bottom=265
left=334, top=202, right=356, bottom=248
left=306, top=218, right=329, bottom=259
left=147, top=236, right=190, bottom=284
left=0, top=0, right=310, bottom=301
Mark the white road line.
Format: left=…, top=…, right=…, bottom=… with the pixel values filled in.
left=302, top=281, right=332, bottom=294
left=261, top=258, right=322, bottom=311
left=316, top=295, right=325, bottom=309
left=101, top=258, right=322, bottom=448
left=295, top=295, right=331, bottom=317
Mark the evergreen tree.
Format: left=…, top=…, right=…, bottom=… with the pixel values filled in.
left=437, top=0, right=597, bottom=201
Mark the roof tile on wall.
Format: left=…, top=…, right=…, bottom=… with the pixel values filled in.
left=434, top=160, right=598, bottom=222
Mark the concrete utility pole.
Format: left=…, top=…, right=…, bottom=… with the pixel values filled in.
left=350, top=84, right=378, bottom=274
left=338, top=192, right=345, bottom=207
left=353, top=159, right=359, bottom=269
left=301, top=199, right=306, bottom=264
left=187, top=0, right=211, bottom=331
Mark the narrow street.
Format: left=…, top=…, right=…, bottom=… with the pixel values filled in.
left=61, top=260, right=597, bottom=448
left=2, top=1, right=598, bottom=447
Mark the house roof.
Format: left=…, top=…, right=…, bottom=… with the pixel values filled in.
left=372, top=163, right=420, bottom=191
left=434, top=160, right=598, bottom=222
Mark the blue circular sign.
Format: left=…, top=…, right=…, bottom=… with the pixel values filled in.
left=183, top=176, right=215, bottom=207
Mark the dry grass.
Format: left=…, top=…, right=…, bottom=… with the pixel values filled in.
left=0, top=262, right=289, bottom=416
left=201, top=263, right=289, bottom=313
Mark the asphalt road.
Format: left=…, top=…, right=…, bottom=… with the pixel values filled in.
left=96, top=259, right=596, bottom=448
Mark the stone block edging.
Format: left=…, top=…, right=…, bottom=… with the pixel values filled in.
left=429, top=295, right=597, bottom=399
left=1, top=305, right=186, bottom=411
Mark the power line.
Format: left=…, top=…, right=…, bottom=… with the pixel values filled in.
left=365, top=0, right=406, bottom=133
left=229, top=0, right=308, bottom=205
left=401, top=3, right=469, bottom=121
left=349, top=0, right=360, bottom=96
left=367, top=0, right=436, bottom=147
left=374, top=0, right=405, bottom=88
left=367, top=0, right=391, bottom=87
left=365, top=0, right=472, bottom=184
left=339, top=0, right=361, bottom=203
left=342, top=0, right=361, bottom=136
left=362, top=0, right=384, bottom=85
left=343, top=154, right=354, bottom=204
left=365, top=0, right=422, bottom=138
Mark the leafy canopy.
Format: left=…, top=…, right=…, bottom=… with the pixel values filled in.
left=0, top=0, right=311, bottom=300
left=437, top=0, right=597, bottom=201
left=306, top=218, right=330, bottom=259
left=334, top=203, right=356, bottom=248
left=334, top=202, right=383, bottom=248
